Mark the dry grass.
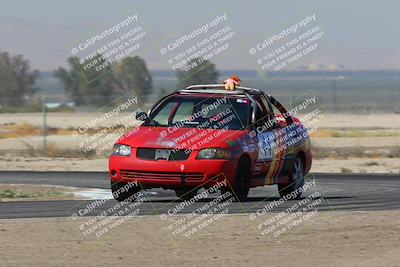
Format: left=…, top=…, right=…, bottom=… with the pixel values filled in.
left=311, top=146, right=400, bottom=159
left=311, top=129, right=400, bottom=138
left=340, top=167, right=353, bottom=173
left=0, top=123, right=75, bottom=139
left=363, top=161, right=380, bottom=166
left=0, top=123, right=129, bottom=139
left=23, top=144, right=98, bottom=158
left=0, top=184, right=74, bottom=202
left=0, top=123, right=41, bottom=138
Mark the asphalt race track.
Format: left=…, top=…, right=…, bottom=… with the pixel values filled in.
left=0, top=172, right=399, bottom=219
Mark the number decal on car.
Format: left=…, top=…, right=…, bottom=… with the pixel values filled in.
left=257, top=131, right=275, bottom=160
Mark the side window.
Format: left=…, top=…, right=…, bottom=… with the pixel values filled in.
left=261, top=96, right=273, bottom=118
left=261, top=95, right=278, bottom=128
left=255, top=97, right=269, bottom=122
left=268, top=96, right=294, bottom=126
left=268, top=97, right=281, bottom=117
left=255, top=99, right=264, bottom=124
left=255, top=95, right=278, bottom=130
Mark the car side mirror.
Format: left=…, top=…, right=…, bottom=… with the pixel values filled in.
left=135, top=111, right=148, bottom=121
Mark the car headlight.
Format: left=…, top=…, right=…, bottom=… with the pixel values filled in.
left=196, top=148, right=231, bottom=159
left=112, top=144, right=131, bottom=156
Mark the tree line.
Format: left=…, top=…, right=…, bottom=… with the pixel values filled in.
left=0, top=52, right=38, bottom=106
left=0, top=51, right=219, bottom=107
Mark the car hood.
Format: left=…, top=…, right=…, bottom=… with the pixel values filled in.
left=118, top=126, right=247, bottom=150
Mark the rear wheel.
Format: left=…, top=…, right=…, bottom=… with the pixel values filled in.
left=278, top=155, right=304, bottom=199
left=222, top=157, right=251, bottom=201
left=174, top=188, right=198, bottom=200
left=111, top=180, right=141, bottom=202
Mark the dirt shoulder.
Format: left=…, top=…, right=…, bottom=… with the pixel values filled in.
left=0, top=210, right=398, bottom=267
left=0, top=184, right=97, bottom=202
left=0, top=184, right=74, bottom=202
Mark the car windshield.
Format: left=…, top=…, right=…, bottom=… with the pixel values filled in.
left=143, top=95, right=249, bottom=130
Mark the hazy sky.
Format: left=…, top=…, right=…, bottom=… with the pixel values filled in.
left=1, top=0, right=399, bottom=71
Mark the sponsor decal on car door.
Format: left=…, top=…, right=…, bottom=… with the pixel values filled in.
left=258, top=128, right=287, bottom=185
left=256, top=129, right=275, bottom=185
left=257, top=131, right=274, bottom=161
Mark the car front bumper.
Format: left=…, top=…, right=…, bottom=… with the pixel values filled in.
left=109, top=153, right=238, bottom=189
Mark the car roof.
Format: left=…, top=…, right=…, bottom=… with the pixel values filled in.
left=178, top=84, right=264, bottom=97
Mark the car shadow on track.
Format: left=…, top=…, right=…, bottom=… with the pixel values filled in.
left=143, top=196, right=354, bottom=203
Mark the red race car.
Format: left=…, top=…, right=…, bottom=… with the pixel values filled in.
left=109, top=82, right=312, bottom=201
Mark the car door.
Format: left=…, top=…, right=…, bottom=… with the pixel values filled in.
left=252, top=95, right=283, bottom=185
left=267, top=95, right=306, bottom=182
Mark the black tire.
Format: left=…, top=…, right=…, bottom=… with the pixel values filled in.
left=111, top=180, right=141, bottom=202
left=278, top=155, right=305, bottom=199
left=174, top=188, right=198, bottom=200
left=222, top=157, right=251, bottom=202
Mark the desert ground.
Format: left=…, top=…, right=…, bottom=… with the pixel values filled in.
left=0, top=211, right=399, bottom=267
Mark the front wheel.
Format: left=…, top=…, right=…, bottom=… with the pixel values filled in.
left=222, top=157, right=251, bottom=202
left=278, top=156, right=304, bottom=199
left=111, top=180, right=141, bottom=202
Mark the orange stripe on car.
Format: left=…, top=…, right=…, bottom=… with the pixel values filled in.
left=265, top=129, right=279, bottom=185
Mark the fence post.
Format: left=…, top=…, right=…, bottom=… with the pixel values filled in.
left=42, top=96, right=47, bottom=155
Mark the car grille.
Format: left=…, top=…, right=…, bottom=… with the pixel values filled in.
left=120, top=170, right=204, bottom=182
left=136, top=148, right=190, bottom=161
